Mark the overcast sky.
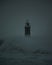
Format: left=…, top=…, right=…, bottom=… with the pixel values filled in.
left=0, top=0, right=52, bottom=38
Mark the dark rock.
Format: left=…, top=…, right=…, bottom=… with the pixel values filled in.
left=0, top=40, right=4, bottom=46
left=33, top=49, right=40, bottom=54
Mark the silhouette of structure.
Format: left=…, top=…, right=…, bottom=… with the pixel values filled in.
left=25, top=19, right=31, bottom=36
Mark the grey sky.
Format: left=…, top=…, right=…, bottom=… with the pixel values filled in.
left=0, top=0, right=52, bottom=38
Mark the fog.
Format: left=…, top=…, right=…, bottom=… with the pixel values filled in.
left=0, top=0, right=52, bottom=65
left=0, top=0, right=52, bottom=38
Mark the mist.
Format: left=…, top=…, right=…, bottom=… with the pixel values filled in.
left=0, top=0, right=52, bottom=38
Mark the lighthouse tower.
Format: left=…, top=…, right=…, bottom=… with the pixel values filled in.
left=25, top=19, right=31, bottom=36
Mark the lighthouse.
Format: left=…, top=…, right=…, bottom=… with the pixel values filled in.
left=25, top=19, right=31, bottom=36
